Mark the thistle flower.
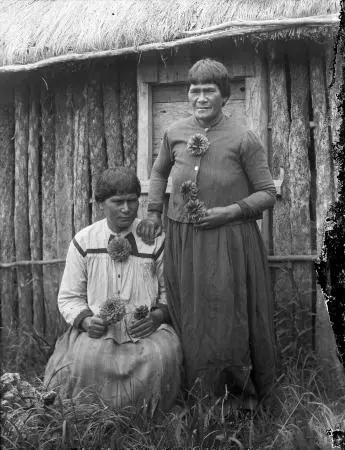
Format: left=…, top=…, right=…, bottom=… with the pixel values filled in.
left=99, top=297, right=126, bottom=325
left=180, top=180, right=199, bottom=201
left=185, top=199, right=207, bottom=223
left=134, top=305, right=149, bottom=320
left=107, top=235, right=131, bottom=262
left=186, top=133, right=209, bottom=157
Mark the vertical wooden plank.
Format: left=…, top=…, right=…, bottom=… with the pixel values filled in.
left=288, top=52, right=313, bottom=346
left=158, top=47, right=192, bottom=83
left=88, top=77, right=107, bottom=222
left=325, top=45, right=342, bottom=197
left=55, top=83, right=74, bottom=260
left=137, top=71, right=152, bottom=182
left=41, top=80, right=60, bottom=343
left=0, top=84, right=17, bottom=337
left=73, top=81, right=90, bottom=233
left=267, top=43, right=294, bottom=353
left=245, top=53, right=270, bottom=248
left=14, top=83, right=33, bottom=333
left=103, top=67, right=123, bottom=168
left=28, top=84, right=44, bottom=336
left=120, top=62, right=137, bottom=171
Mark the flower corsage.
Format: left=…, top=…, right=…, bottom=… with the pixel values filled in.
left=107, top=236, right=131, bottom=262
left=187, top=133, right=210, bottom=157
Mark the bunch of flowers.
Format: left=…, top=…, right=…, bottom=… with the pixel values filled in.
left=134, top=305, right=149, bottom=320
left=184, top=198, right=207, bottom=223
left=186, top=133, right=210, bottom=157
left=107, top=235, right=131, bottom=262
left=181, top=180, right=199, bottom=201
left=99, top=297, right=127, bottom=325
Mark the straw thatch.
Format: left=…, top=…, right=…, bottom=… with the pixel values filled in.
left=0, top=0, right=339, bottom=66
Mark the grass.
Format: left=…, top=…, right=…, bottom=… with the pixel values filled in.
left=1, top=314, right=345, bottom=449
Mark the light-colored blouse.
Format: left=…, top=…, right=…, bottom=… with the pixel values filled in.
left=58, top=218, right=166, bottom=331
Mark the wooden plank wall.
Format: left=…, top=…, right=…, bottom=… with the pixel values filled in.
left=0, top=60, right=137, bottom=344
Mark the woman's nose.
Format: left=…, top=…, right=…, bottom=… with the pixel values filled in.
left=121, top=201, right=130, bottom=212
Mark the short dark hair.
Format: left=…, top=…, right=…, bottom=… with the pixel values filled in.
left=95, top=167, right=141, bottom=203
left=188, top=58, right=231, bottom=98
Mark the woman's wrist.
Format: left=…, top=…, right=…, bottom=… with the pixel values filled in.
left=225, top=203, right=243, bottom=222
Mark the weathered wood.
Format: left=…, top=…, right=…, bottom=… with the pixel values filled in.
left=245, top=53, right=270, bottom=249
left=55, top=84, right=74, bottom=257
left=14, top=83, right=33, bottom=333
left=267, top=43, right=294, bottom=353
left=288, top=53, right=313, bottom=346
left=158, top=47, right=192, bottom=83
left=73, top=81, right=90, bottom=232
left=0, top=84, right=17, bottom=335
left=137, top=71, right=153, bottom=182
left=325, top=45, right=343, bottom=197
left=88, top=77, right=107, bottom=222
left=41, top=81, right=60, bottom=342
left=310, top=51, right=334, bottom=253
left=103, top=68, right=123, bottom=168
left=28, top=84, right=44, bottom=335
left=120, top=64, right=137, bottom=171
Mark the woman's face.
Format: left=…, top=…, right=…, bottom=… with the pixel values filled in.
left=188, top=83, right=227, bottom=126
left=102, top=193, right=139, bottom=233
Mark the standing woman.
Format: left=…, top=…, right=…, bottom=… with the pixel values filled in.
left=138, top=59, right=276, bottom=407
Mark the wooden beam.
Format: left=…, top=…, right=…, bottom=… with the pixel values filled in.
left=14, top=83, right=33, bottom=333
left=0, top=84, right=17, bottom=336
left=28, top=83, right=44, bottom=335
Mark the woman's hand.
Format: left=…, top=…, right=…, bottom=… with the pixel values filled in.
left=128, top=309, right=164, bottom=339
left=194, top=204, right=242, bottom=230
left=136, top=212, right=163, bottom=244
left=81, top=316, right=107, bottom=338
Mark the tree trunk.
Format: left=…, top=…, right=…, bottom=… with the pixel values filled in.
left=120, top=63, right=137, bottom=171
left=88, top=77, right=107, bottom=222
left=0, top=84, right=17, bottom=338
left=41, top=81, right=60, bottom=343
left=14, top=83, right=33, bottom=334
left=103, top=67, right=123, bottom=168
left=28, top=84, right=44, bottom=336
left=73, top=81, right=90, bottom=232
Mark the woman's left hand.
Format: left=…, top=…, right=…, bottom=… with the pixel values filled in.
left=128, top=310, right=164, bottom=339
left=194, top=204, right=242, bottom=230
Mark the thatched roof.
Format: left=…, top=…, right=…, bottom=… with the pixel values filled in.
left=0, top=0, right=339, bottom=69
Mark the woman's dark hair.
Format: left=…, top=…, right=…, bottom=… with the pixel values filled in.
left=95, top=167, right=141, bottom=203
left=188, top=58, right=231, bottom=98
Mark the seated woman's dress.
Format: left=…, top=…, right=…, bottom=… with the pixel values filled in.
left=44, top=218, right=182, bottom=411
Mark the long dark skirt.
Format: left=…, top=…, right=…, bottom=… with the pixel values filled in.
left=164, top=218, right=276, bottom=401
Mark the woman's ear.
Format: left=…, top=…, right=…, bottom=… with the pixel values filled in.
left=222, top=97, right=229, bottom=107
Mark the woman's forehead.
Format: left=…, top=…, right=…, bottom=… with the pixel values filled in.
left=189, top=83, right=220, bottom=90
left=105, top=193, right=138, bottom=201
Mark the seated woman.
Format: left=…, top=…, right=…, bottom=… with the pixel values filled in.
left=44, top=168, right=182, bottom=411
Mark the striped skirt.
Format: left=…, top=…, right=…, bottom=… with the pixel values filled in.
left=44, top=324, right=182, bottom=411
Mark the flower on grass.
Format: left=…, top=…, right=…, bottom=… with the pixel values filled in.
left=181, top=180, right=199, bottom=201
left=99, top=297, right=126, bottom=325
left=185, top=199, right=207, bottom=223
left=107, top=235, right=131, bottom=262
left=187, top=133, right=210, bottom=157
left=134, top=305, right=149, bottom=320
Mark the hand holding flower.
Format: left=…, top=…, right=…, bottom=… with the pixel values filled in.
left=81, top=316, right=107, bottom=339
left=194, top=204, right=242, bottom=230
left=128, top=309, right=164, bottom=339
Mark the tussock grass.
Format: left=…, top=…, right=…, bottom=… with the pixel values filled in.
left=0, top=0, right=339, bottom=65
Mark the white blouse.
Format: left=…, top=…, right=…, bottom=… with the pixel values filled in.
left=58, top=218, right=166, bottom=327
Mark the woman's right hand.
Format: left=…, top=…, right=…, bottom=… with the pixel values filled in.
left=81, top=316, right=107, bottom=338
left=137, top=212, right=163, bottom=243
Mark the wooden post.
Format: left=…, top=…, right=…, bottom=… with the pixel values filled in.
left=120, top=62, right=138, bottom=171
left=73, top=81, right=90, bottom=232
left=14, top=82, right=33, bottom=333
left=245, top=52, right=271, bottom=250
left=267, top=43, right=294, bottom=353
left=0, top=84, right=17, bottom=337
left=288, top=51, right=313, bottom=347
left=310, top=47, right=345, bottom=397
left=103, top=67, right=123, bottom=168
left=41, top=80, right=60, bottom=343
left=88, top=76, right=107, bottom=222
left=28, top=84, right=44, bottom=336
left=55, top=83, right=74, bottom=273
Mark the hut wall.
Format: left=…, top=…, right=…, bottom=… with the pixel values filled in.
left=0, top=40, right=338, bottom=348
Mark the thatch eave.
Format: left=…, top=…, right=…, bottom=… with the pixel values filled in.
left=0, top=14, right=338, bottom=75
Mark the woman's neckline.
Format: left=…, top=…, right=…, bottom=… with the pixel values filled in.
left=193, top=113, right=225, bottom=130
